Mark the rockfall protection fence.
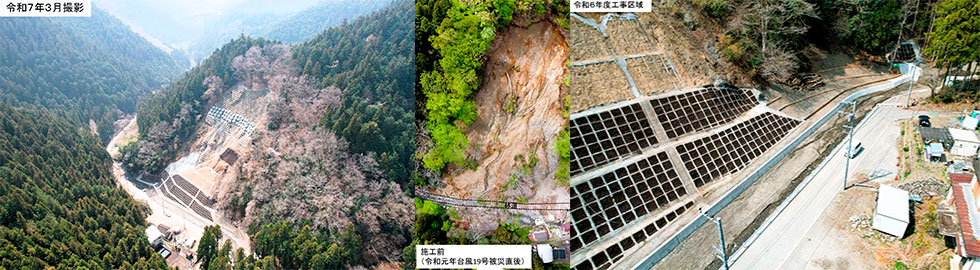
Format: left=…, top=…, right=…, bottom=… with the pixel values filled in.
left=417, top=190, right=570, bottom=211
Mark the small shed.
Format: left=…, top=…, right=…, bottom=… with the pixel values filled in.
left=927, top=142, right=944, bottom=161
left=535, top=244, right=553, bottom=263
left=873, top=185, right=910, bottom=237
left=966, top=116, right=980, bottom=130
left=950, top=129, right=980, bottom=157
left=146, top=225, right=164, bottom=249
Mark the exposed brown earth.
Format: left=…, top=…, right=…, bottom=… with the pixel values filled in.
left=437, top=20, right=569, bottom=231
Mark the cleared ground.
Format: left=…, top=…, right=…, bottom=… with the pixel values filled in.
left=731, top=101, right=912, bottom=269
left=107, top=117, right=252, bottom=257
left=571, top=61, right=633, bottom=112
left=731, top=94, right=958, bottom=269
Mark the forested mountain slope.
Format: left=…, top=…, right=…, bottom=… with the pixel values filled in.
left=227, top=2, right=414, bottom=267
left=293, top=0, right=415, bottom=188
left=0, top=104, right=167, bottom=269
left=133, top=0, right=415, bottom=188
left=257, top=0, right=389, bottom=44
left=187, top=0, right=388, bottom=61
left=130, top=1, right=415, bottom=268
left=0, top=6, right=182, bottom=143
left=128, top=37, right=274, bottom=173
left=54, top=7, right=187, bottom=83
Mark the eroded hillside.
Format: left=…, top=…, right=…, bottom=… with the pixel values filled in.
left=435, top=20, right=570, bottom=231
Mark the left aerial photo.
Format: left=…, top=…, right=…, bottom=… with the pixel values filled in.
left=0, top=0, right=415, bottom=269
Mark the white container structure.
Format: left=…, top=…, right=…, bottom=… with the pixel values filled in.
left=536, top=244, right=554, bottom=263
left=950, top=129, right=980, bottom=157
left=873, top=185, right=910, bottom=237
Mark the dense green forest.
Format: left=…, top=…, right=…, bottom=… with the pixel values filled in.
left=126, top=37, right=275, bottom=173
left=414, top=0, right=568, bottom=172
left=55, top=7, right=187, bottom=81
left=0, top=104, right=168, bottom=269
left=258, top=0, right=390, bottom=45
left=924, top=0, right=979, bottom=68
left=923, top=0, right=979, bottom=102
left=194, top=222, right=364, bottom=270
left=0, top=6, right=182, bottom=143
left=187, top=0, right=388, bottom=62
left=293, top=0, right=415, bottom=188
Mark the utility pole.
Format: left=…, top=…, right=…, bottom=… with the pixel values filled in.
left=839, top=101, right=857, bottom=190
left=700, top=209, right=729, bottom=270
left=906, top=64, right=917, bottom=108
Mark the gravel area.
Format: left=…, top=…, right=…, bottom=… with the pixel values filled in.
left=607, top=19, right=656, bottom=56
left=569, top=18, right=613, bottom=62
left=571, top=61, right=633, bottom=113
left=897, top=178, right=950, bottom=198
left=626, top=57, right=680, bottom=94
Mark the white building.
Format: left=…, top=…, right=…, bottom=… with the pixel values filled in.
left=950, top=129, right=980, bottom=157
left=536, top=244, right=553, bottom=263
left=872, top=185, right=910, bottom=237
left=145, top=225, right=164, bottom=249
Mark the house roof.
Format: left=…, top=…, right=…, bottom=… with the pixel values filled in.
left=950, top=129, right=980, bottom=143
left=954, top=173, right=975, bottom=184
left=919, top=127, right=953, bottom=143
left=950, top=173, right=980, bottom=257
left=530, top=229, right=549, bottom=242
left=145, top=225, right=163, bottom=243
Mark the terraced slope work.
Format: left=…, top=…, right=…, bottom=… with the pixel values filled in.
left=569, top=12, right=804, bottom=270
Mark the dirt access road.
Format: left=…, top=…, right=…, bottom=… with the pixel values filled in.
left=729, top=93, right=952, bottom=269
left=106, top=116, right=251, bottom=255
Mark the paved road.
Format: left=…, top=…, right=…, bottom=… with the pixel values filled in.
left=730, top=99, right=917, bottom=269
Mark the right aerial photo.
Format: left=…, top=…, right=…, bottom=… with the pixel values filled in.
left=569, top=0, right=979, bottom=269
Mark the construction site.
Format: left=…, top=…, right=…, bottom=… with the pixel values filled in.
left=107, top=84, right=269, bottom=266
left=568, top=9, right=936, bottom=270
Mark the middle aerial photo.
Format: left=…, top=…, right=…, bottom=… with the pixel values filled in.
left=413, top=0, right=572, bottom=268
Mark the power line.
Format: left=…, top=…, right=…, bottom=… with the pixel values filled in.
left=417, top=190, right=570, bottom=211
